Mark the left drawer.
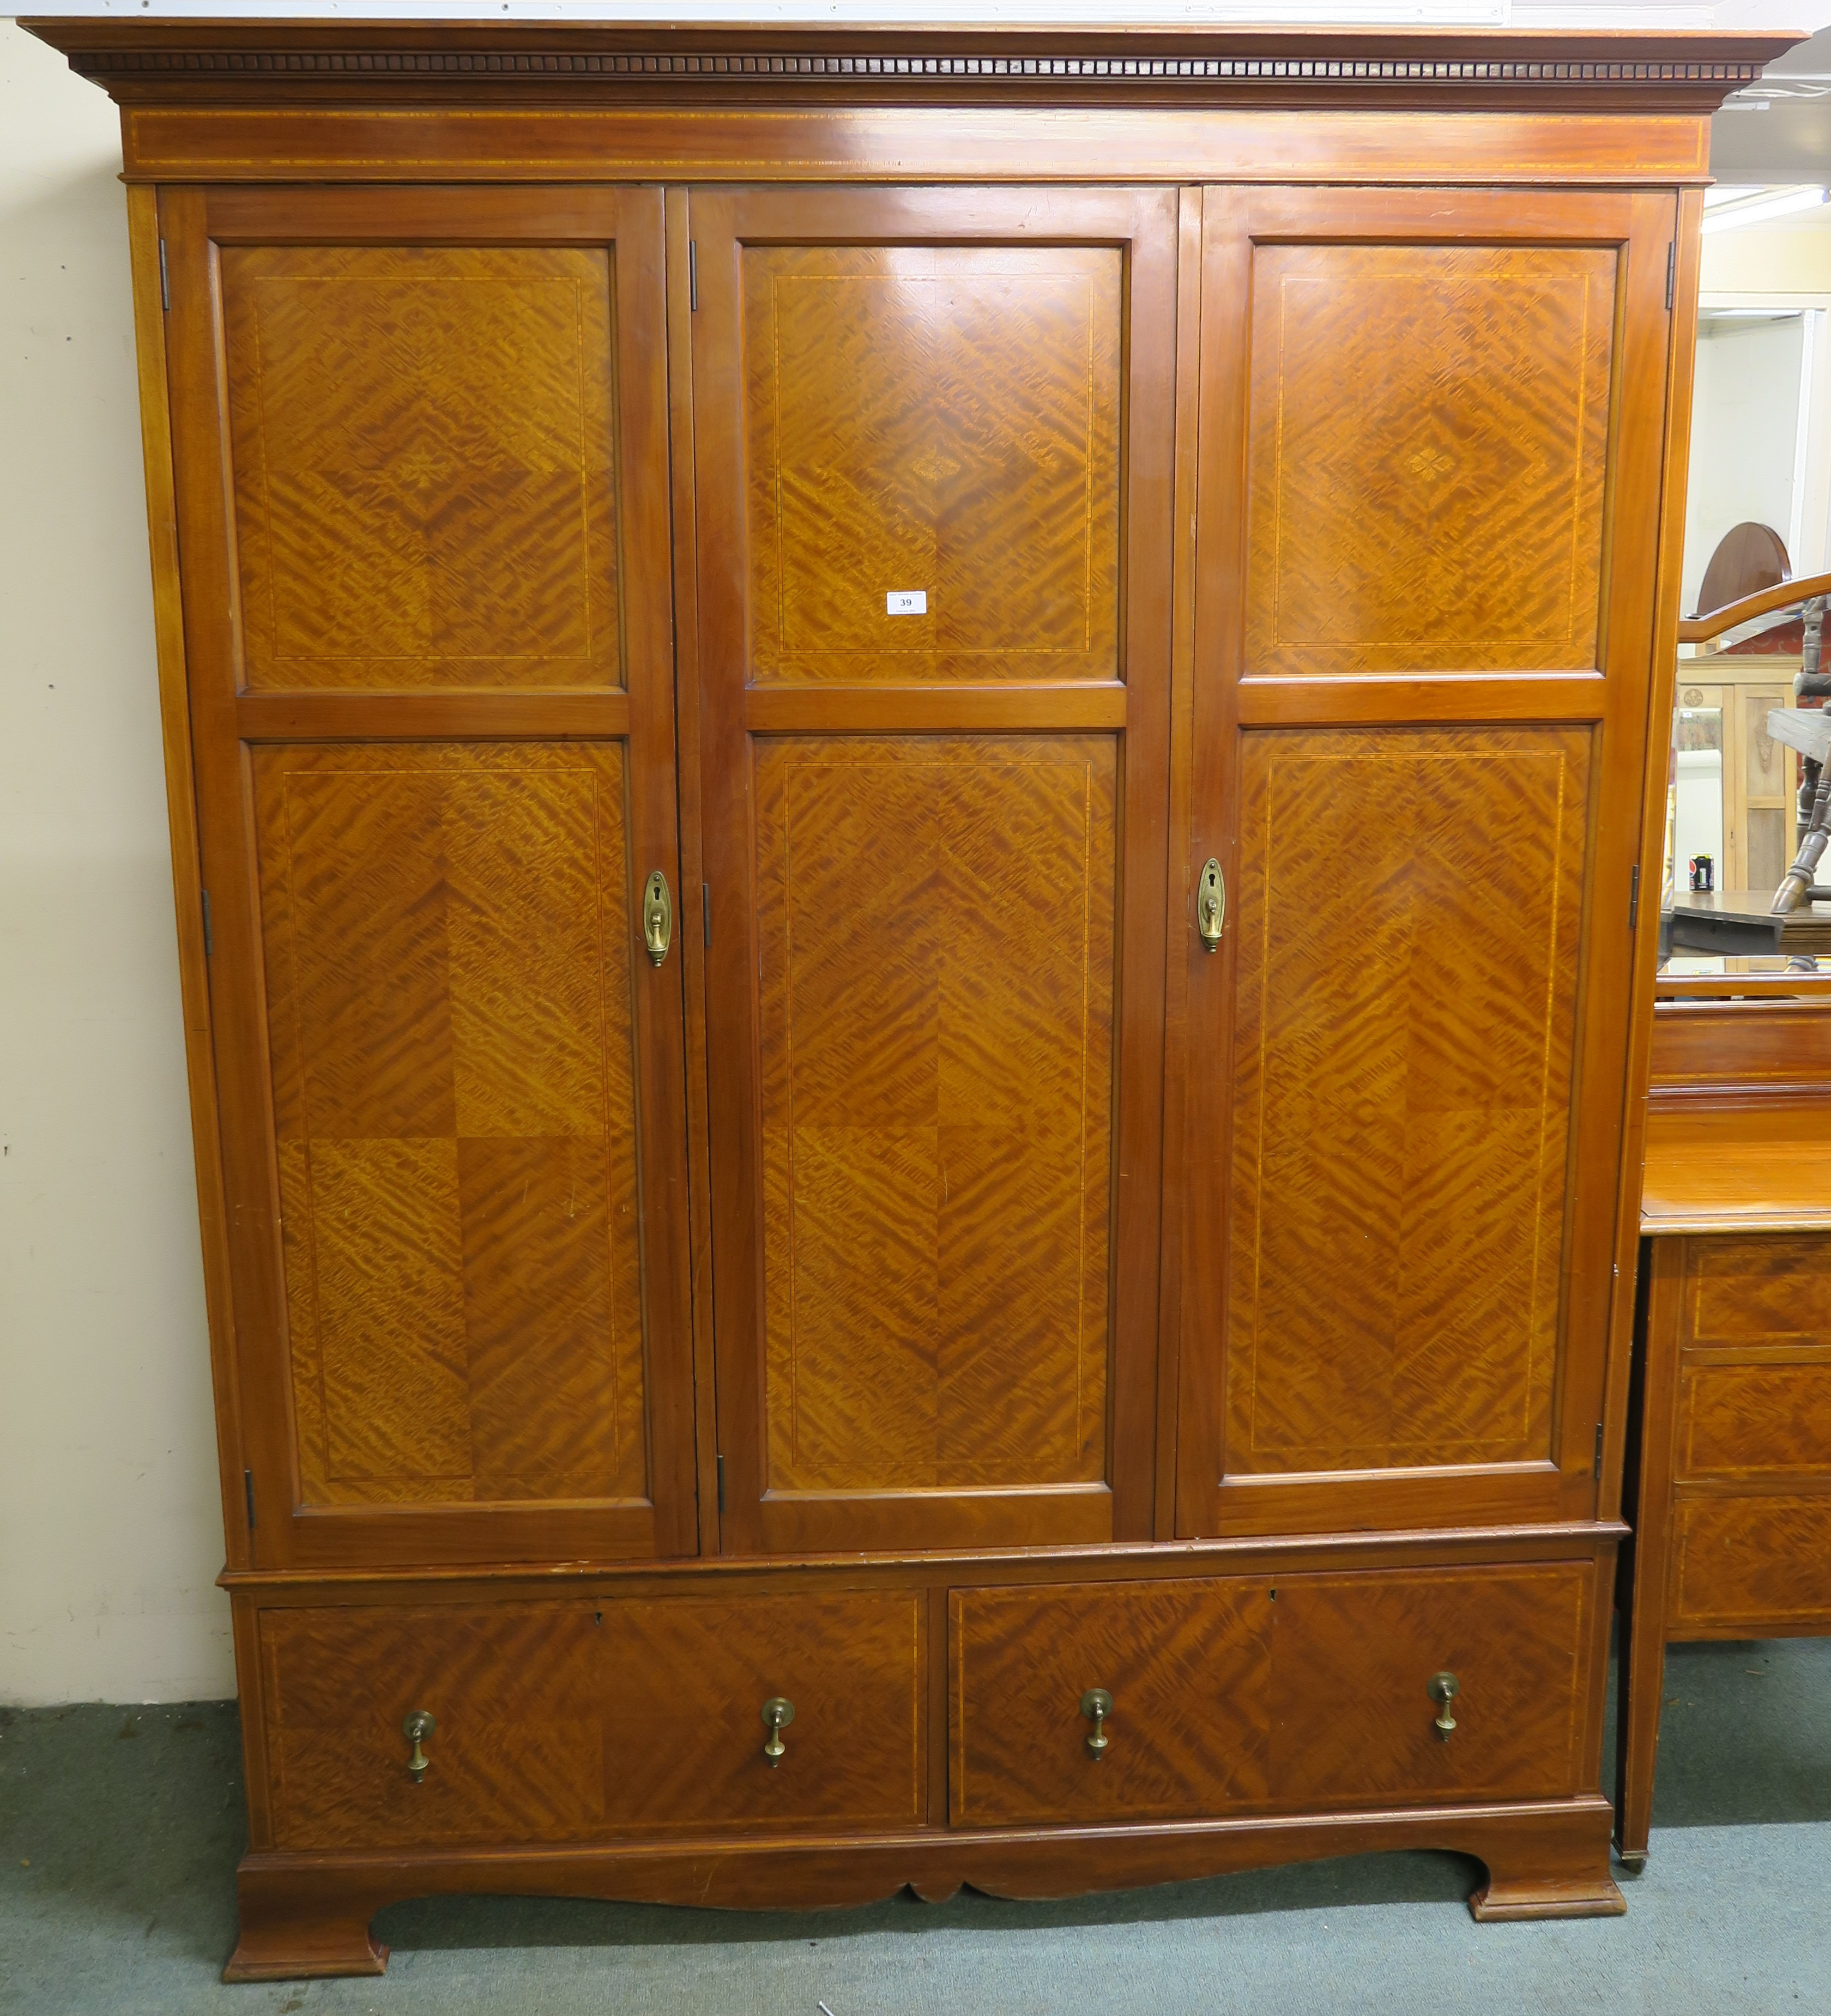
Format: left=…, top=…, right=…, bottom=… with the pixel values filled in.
left=257, top=1592, right=927, bottom=1849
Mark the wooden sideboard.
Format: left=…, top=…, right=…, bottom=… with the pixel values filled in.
left=1617, top=1000, right=1831, bottom=1864
left=26, top=17, right=1784, bottom=1979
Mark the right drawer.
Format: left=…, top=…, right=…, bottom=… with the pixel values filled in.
left=1267, top=1562, right=1593, bottom=1809
left=950, top=1560, right=1593, bottom=1827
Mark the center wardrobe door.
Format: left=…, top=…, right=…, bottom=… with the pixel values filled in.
left=690, top=187, right=1177, bottom=1553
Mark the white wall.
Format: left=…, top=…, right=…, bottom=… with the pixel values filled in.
left=0, top=19, right=235, bottom=1705
left=1681, top=313, right=1809, bottom=613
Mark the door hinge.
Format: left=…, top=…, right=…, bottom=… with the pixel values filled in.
left=1594, top=1424, right=1605, bottom=1480
left=688, top=240, right=698, bottom=313
left=716, top=1452, right=726, bottom=1513
left=1629, top=863, right=1640, bottom=929
left=703, top=881, right=711, bottom=947
left=201, top=888, right=213, bottom=956
left=1666, top=242, right=1676, bottom=311
left=243, top=1467, right=257, bottom=1531
left=159, top=238, right=170, bottom=313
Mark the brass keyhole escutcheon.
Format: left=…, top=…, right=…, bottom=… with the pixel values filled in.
left=643, top=870, right=673, bottom=967
left=402, top=1709, right=437, bottom=1784
left=1080, top=1687, right=1114, bottom=1760
left=762, top=1696, right=795, bottom=1767
left=1197, top=858, right=1225, bottom=950
left=1428, top=1670, right=1460, bottom=1742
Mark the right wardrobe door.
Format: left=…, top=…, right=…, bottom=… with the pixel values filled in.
left=1176, top=185, right=1678, bottom=1540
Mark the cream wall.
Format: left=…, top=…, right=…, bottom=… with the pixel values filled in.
left=0, top=20, right=235, bottom=1705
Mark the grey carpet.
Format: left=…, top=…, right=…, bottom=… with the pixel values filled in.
left=4, top=1636, right=1829, bottom=2014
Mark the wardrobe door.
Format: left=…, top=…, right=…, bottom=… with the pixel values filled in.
left=691, top=186, right=1177, bottom=1553
left=162, top=187, right=696, bottom=1567
left=1176, top=186, right=1676, bottom=1539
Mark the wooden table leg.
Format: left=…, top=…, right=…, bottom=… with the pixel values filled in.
left=1615, top=1237, right=1684, bottom=1867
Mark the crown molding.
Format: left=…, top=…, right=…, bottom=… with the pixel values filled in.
left=21, top=20, right=1803, bottom=112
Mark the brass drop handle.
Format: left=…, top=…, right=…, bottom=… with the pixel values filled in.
left=402, top=1709, right=437, bottom=1784
left=643, top=870, right=673, bottom=967
left=1428, top=1670, right=1460, bottom=1742
left=1080, top=1687, right=1114, bottom=1759
left=761, top=1695, right=795, bottom=1767
left=1197, top=858, right=1225, bottom=950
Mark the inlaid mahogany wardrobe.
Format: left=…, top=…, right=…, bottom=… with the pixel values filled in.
left=25, top=17, right=1787, bottom=1979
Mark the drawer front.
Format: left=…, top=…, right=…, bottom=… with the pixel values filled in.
left=1684, top=1235, right=1831, bottom=1345
left=950, top=1579, right=1274, bottom=1826
left=1679, top=1361, right=1831, bottom=1480
left=1673, top=1495, right=1831, bottom=1631
left=261, top=1591, right=925, bottom=1849
left=1269, top=1563, right=1592, bottom=1808
left=950, top=1561, right=1592, bottom=1828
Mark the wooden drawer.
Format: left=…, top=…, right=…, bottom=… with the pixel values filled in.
left=1672, top=1494, right=1831, bottom=1631
left=1268, top=1563, right=1592, bottom=1808
left=259, top=1591, right=925, bottom=1850
left=1678, top=1360, right=1831, bottom=1481
left=950, top=1579, right=1274, bottom=1826
left=950, top=1561, right=1592, bottom=1827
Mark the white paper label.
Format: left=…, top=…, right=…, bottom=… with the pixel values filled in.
left=886, top=589, right=928, bottom=616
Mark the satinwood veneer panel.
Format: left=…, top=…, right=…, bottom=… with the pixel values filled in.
left=1684, top=1234, right=1831, bottom=1339
left=1224, top=725, right=1588, bottom=1479
left=1272, top=1564, right=1592, bottom=1806
left=259, top=1591, right=925, bottom=1849
left=741, top=244, right=1120, bottom=684
left=252, top=743, right=647, bottom=1509
left=1678, top=1363, right=1831, bottom=1479
left=753, top=735, right=1115, bottom=1496
left=1672, top=1496, right=1831, bottom=1631
left=221, top=245, right=624, bottom=691
left=950, top=1579, right=1273, bottom=1826
left=1245, top=244, right=1615, bottom=677
left=694, top=184, right=1174, bottom=1554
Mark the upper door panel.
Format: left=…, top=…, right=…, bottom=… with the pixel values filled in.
left=691, top=185, right=1177, bottom=1555
left=740, top=240, right=1123, bottom=683
left=221, top=241, right=626, bottom=692
left=163, top=186, right=695, bottom=1569
left=1244, top=240, right=1617, bottom=677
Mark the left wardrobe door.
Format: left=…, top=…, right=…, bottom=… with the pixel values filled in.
left=162, top=187, right=697, bottom=1570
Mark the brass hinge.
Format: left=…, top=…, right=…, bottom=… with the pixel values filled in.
left=201, top=889, right=213, bottom=956
left=689, top=240, right=698, bottom=313
left=1594, top=1424, right=1605, bottom=1479
left=703, top=882, right=711, bottom=947
left=1628, top=863, right=1640, bottom=930
left=1666, top=242, right=1676, bottom=311
left=243, top=1467, right=256, bottom=1531
left=716, top=1452, right=726, bottom=1513
left=158, top=239, right=170, bottom=313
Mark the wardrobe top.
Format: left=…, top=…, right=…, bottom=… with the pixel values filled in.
left=22, top=19, right=1801, bottom=116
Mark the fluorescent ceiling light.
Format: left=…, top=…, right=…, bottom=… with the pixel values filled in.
left=1702, top=186, right=1831, bottom=233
